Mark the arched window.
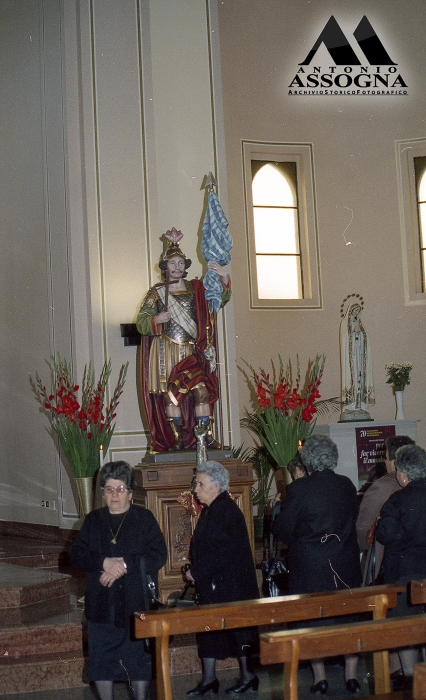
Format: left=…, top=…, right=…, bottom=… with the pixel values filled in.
left=416, top=162, right=426, bottom=291
left=252, top=163, right=301, bottom=299
left=243, top=141, right=321, bottom=309
left=396, top=139, right=426, bottom=305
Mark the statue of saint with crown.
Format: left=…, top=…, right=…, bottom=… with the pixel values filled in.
left=136, top=228, right=231, bottom=452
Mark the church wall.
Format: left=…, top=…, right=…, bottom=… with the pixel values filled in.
left=216, top=0, right=426, bottom=450
left=66, top=0, right=238, bottom=512
left=0, top=0, right=239, bottom=527
left=0, top=0, right=74, bottom=527
left=1, top=0, right=425, bottom=529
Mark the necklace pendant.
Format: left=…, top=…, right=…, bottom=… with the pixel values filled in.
left=111, top=537, right=116, bottom=545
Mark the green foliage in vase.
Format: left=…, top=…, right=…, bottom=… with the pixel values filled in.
left=385, top=362, right=412, bottom=393
left=233, top=441, right=277, bottom=519
left=240, top=355, right=340, bottom=512
left=241, top=354, right=327, bottom=467
left=32, top=354, right=129, bottom=478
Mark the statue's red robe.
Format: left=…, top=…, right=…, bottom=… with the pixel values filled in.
left=140, top=279, right=219, bottom=452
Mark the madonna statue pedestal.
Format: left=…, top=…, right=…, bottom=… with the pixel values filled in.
left=314, top=420, right=418, bottom=490
left=133, top=452, right=255, bottom=602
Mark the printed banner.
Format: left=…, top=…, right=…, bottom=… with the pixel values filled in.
left=355, top=424, right=396, bottom=483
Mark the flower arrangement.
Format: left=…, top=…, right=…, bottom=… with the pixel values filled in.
left=32, top=354, right=129, bottom=478
left=385, top=362, right=412, bottom=392
left=241, top=354, right=326, bottom=470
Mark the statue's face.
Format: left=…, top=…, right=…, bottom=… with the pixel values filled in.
left=350, top=304, right=361, bottom=319
left=167, top=255, right=186, bottom=280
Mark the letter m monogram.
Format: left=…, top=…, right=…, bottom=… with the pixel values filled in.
left=299, top=16, right=396, bottom=66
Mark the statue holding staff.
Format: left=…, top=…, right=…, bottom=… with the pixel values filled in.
left=137, top=227, right=231, bottom=452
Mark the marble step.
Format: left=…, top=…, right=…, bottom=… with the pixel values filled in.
left=0, top=536, right=67, bottom=570
left=0, top=651, right=86, bottom=694
left=0, top=551, right=62, bottom=569
left=0, top=621, right=85, bottom=657
left=0, top=619, right=86, bottom=693
left=0, top=562, right=73, bottom=625
left=0, top=622, right=237, bottom=693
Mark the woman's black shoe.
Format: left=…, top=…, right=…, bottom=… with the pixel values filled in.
left=187, top=679, right=219, bottom=695
left=225, top=676, right=259, bottom=694
left=310, top=680, right=328, bottom=695
left=345, top=679, right=360, bottom=694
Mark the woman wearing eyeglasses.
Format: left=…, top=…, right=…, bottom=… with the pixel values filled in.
left=70, top=461, right=167, bottom=700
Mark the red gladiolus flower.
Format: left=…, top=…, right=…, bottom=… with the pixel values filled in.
left=274, top=393, right=287, bottom=411
left=257, top=384, right=270, bottom=408
left=302, top=405, right=317, bottom=422
left=275, top=382, right=287, bottom=399
left=287, top=389, right=301, bottom=410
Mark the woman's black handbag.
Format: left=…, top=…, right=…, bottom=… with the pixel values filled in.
left=168, top=582, right=198, bottom=607
left=139, top=558, right=166, bottom=652
left=365, top=520, right=384, bottom=586
left=139, top=558, right=166, bottom=610
left=261, top=503, right=289, bottom=597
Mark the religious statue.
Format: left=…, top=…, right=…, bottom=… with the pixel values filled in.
left=136, top=228, right=231, bottom=452
left=339, top=294, right=375, bottom=422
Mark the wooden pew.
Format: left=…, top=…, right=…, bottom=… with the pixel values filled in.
left=134, top=584, right=404, bottom=700
left=411, top=580, right=426, bottom=606
left=414, top=663, right=426, bottom=700
left=260, top=614, right=426, bottom=700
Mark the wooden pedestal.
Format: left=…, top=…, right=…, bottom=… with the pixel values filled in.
left=133, top=458, right=255, bottom=602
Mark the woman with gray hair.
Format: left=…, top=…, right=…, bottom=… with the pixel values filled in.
left=185, top=461, right=259, bottom=695
left=70, top=461, right=167, bottom=700
left=376, top=444, right=426, bottom=684
left=274, top=435, right=362, bottom=695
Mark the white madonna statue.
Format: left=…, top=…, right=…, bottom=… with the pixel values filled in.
left=339, top=296, right=375, bottom=422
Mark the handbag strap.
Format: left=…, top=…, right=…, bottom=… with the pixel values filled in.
left=268, top=501, right=282, bottom=557
left=178, top=582, right=191, bottom=601
left=365, top=523, right=377, bottom=585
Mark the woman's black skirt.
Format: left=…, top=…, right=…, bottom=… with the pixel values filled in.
left=87, top=621, right=152, bottom=681
left=196, top=626, right=258, bottom=660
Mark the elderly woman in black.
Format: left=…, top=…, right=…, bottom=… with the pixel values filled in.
left=274, top=435, right=362, bottom=695
left=70, top=461, right=167, bottom=700
left=185, top=461, right=259, bottom=695
left=376, top=444, right=426, bottom=684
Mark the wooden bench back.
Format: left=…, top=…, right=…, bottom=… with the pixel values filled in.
left=411, top=580, right=426, bottom=606
left=133, top=584, right=405, bottom=700
left=260, top=614, right=426, bottom=700
left=134, top=583, right=403, bottom=638
left=260, top=614, right=426, bottom=664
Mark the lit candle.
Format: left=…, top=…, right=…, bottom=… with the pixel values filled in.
left=298, top=440, right=303, bottom=451
left=99, top=445, right=104, bottom=469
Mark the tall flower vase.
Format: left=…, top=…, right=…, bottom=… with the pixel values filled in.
left=395, top=390, right=406, bottom=420
left=75, top=476, right=96, bottom=516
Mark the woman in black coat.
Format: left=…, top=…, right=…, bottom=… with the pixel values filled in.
left=376, top=444, right=426, bottom=682
left=70, top=461, right=167, bottom=700
left=185, top=461, right=259, bottom=696
left=274, top=435, right=362, bottom=696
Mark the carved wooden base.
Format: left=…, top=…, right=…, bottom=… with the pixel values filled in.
left=133, top=458, right=254, bottom=602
